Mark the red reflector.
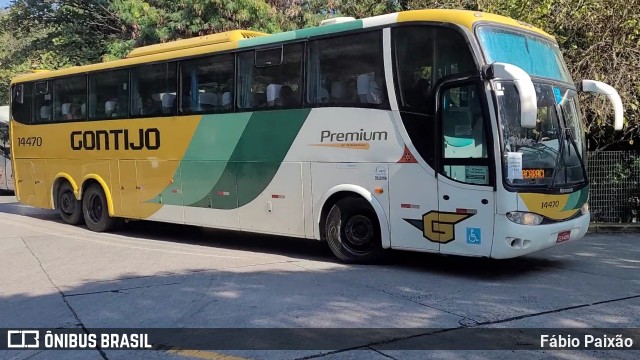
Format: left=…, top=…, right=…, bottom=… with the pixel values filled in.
left=456, top=208, right=477, bottom=214
left=401, top=203, right=420, bottom=209
left=397, top=145, right=418, bottom=163
left=272, top=194, right=285, bottom=199
left=216, top=191, right=230, bottom=196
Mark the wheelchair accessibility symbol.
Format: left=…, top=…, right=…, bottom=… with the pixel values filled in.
left=466, top=227, right=481, bottom=245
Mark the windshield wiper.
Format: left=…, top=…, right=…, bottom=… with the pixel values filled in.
left=560, top=107, right=588, bottom=186
left=549, top=104, right=587, bottom=190
left=549, top=105, right=567, bottom=190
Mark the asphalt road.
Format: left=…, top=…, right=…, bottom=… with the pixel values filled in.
left=1, top=193, right=639, bottom=360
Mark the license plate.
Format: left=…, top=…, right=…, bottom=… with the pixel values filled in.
left=556, top=230, right=571, bottom=243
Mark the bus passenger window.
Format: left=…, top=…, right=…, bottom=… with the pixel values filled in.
left=53, top=75, right=87, bottom=122
left=11, top=83, right=33, bottom=124
left=33, top=81, right=53, bottom=124
left=306, top=31, right=387, bottom=109
left=179, top=53, right=234, bottom=115
left=131, top=62, right=177, bottom=117
left=89, top=69, right=129, bottom=120
left=236, top=43, right=303, bottom=111
left=394, top=26, right=475, bottom=113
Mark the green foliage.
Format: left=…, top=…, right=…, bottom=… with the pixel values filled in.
left=0, top=0, right=638, bottom=151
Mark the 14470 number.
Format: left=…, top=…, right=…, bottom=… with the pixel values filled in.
left=17, top=137, right=43, bottom=147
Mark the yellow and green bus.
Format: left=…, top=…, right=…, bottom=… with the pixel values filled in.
left=9, top=10, right=623, bottom=262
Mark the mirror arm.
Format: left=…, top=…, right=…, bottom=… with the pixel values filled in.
left=579, top=80, right=624, bottom=131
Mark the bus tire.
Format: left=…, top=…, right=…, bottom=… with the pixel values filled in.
left=82, top=184, right=120, bottom=232
left=325, top=197, right=384, bottom=263
left=57, top=182, right=84, bottom=225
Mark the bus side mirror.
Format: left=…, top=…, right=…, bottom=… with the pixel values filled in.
left=579, top=80, right=624, bottom=131
left=484, top=62, right=537, bottom=129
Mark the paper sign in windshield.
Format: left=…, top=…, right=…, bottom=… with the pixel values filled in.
left=507, top=152, right=523, bottom=180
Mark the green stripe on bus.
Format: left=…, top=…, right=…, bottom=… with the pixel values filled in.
left=150, top=113, right=251, bottom=205
left=187, top=109, right=310, bottom=208
left=561, top=187, right=588, bottom=211
left=237, top=20, right=364, bottom=48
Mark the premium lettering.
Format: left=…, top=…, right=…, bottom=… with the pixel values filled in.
left=70, top=129, right=160, bottom=150
left=320, top=129, right=388, bottom=142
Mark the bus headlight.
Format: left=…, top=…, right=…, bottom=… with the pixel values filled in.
left=581, top=203, right=589, bottom=215
left=506, top=212, right=543, bottom=225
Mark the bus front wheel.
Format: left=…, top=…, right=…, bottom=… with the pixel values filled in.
left=325, top=197, right=384, bottom=263
left=82, top=184, right=120, bottom=232
left=57, top=182, right=84, bottom=225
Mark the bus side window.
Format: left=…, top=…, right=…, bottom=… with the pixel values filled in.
left=306, top=31, right=386, bottom=109
left=131, top=62, right=177, bottom=117
left=89, top=69, right=130, bottom=120
left=236, top=43, right=303, bottom=111
left=33, top=81, right=52, bottom=124
left=11, top=83, right=33, bottom=124
left=53, top=75, right=87, bottom=122
left=179, top=53, right=234, bottom=115
left=394, top=26, right=475, bottom=113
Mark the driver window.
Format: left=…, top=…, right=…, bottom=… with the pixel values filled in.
left=441, top=83, right=490, bottom=185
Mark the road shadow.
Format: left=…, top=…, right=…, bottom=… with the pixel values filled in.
left=0, top=197, right=620, bottom=281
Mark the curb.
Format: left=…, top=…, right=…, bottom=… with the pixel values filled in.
left=588, top=224, right=640, bottom=234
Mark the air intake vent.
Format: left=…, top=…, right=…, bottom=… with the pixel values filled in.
left=126, top=30, right=269, bottom=58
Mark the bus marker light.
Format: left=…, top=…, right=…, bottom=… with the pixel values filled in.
left=401, top=203, right=420, bottom=209
left=374, top=187, right=384, bottom=194
left=456, top=208, right=477, bottom=214
left=271, top=194, right=285, bottom=199
left=216, top=191, right=230, bottom=196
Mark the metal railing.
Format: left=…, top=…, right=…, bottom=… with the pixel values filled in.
left=587, top=151, right=640, bottom=223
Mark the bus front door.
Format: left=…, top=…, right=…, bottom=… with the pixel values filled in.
left=436, top=81, right=494, bottom=257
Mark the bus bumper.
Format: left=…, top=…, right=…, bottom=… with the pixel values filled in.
left=490, top=211, right=590, bottom=259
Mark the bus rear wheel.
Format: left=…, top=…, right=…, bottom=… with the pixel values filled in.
left=82, top=184, right=120, bottom=232
left=325, top=197, right=384, bottom=263
left=57, top=182, right=83, bottom=225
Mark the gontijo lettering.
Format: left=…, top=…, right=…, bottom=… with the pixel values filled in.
left=70, top=128, right=160, bottom=150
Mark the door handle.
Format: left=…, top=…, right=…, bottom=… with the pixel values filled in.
left=443, top=195, right=450, bottom=200
left=481, top=199, right=489, bottom=204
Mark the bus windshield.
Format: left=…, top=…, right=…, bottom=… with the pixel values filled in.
left=477, top=26, right=572, bottom=83
left=496, top=81, right=586, bottom=190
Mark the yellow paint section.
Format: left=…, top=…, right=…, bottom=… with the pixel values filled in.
left=136, top=160, right=181, bottom=217
left=519, top=193, right=579, bottom=220
left=127, top=30, right=267, bottom=58
left=11, top=116, right=202, bottom=219
left=397, top=9, right=553, bottom=39
left=167, top=348, right=247, bottom=360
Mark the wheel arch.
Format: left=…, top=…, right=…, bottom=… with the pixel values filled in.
left=51, top=173, right=80, bottom=209
left=316, top=184, right=391, bottom=249
left=81, top=175, right=115, bottom=217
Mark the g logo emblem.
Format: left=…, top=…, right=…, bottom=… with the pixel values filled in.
left=404, top=211, right=475, bottom=243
